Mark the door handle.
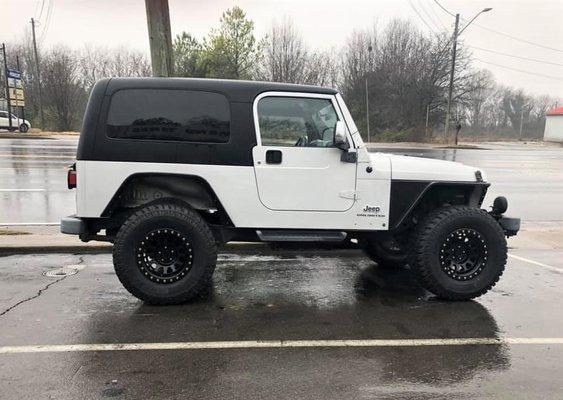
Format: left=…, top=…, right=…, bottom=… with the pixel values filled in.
left=265, top=150, right=282, bottom=164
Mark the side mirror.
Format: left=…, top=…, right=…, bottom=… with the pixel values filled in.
left=334, top=121, right=349, bottom=150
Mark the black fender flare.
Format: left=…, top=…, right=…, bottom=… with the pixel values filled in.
left=101, top=172, right=232, bottom=225
left=388, top=180, right=490, bottom=230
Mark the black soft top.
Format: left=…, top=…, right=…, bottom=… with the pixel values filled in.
left=105, top=77, right=337, bottom=102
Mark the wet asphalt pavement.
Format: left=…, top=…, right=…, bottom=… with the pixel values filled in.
left=0, top=138, right=77, bottom=224
left=1, top=138, right=563, bottom=399
left=0, top=250, right=562, bottom=399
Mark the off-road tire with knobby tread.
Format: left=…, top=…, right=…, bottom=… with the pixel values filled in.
left=409, top=205, right=507, bottom=301
left=363, top=237, right=409, bottom=269
left=113, top=203, right=217, bottom=305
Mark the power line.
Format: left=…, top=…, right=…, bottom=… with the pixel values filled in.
left=33, top=0, right=41, bottom=19
left=408, top=0, right=437, bottom=34
left=37, top=0, right=46, bottom=21
left=39, top=0, right=54, bottom=44
left=432, top=0, right=455, bottom=17
left=473, top=58, right=563, bottom=81
left=433, top=0, right=563, bottom=53
left=417, top=0, right=442, bottom=31
left=425, top=0, right=448, bottom=29
left=468, top=22, right=563, bottom=54
left=470, top=46, right=563, bottom=67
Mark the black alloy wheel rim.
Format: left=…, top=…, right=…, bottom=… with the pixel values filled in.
left=136, top=228, right=193, bottom=284
left=439, top=228, right=488, bottom=281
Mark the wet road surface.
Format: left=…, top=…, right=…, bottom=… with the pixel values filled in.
left=1, top=138, right=563, bottom=224
left=0, top=250, right=562, bottom=399
left=0, top=138, right=77, bottom=224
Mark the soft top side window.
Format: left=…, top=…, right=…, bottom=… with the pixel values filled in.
left=106, top=89, right=230, bottom=143
left=257, top=96, right=338, bottom=148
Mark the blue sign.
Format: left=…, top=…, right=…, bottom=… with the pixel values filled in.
left=6, top=68, right=21, bottom=80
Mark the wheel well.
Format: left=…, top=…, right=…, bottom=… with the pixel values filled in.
left=101, top=173, right=232, bottom=226
left=389, top=181, right=489, bottom=232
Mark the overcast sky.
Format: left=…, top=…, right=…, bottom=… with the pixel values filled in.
left=3, top=0, right=563, bottom=98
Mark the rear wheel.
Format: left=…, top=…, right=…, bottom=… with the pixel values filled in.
left=113, top=203, right=217, bottom=305
left=410, top=206, right=507, bottom=300
left=363, top=236, right=409, bottom=268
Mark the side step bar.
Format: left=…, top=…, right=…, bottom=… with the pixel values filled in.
left=256, top=230, right=347, bottom=242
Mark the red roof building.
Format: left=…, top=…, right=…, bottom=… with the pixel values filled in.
left=546, top=107, right=563, bottom=117
left=544, top=106, right=563, bottom=142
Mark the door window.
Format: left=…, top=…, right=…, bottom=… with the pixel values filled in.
left=257, top=97, right=338, bottom=147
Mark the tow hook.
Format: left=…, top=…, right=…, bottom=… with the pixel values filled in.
left=489, top=196, right=520, bottom=237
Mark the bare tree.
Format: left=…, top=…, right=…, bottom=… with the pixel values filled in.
left=79, top=46, right=150, bottom=90
left=256, top=17, right=309, bottom=83
left=464, top=69, right=495, bottom=129
left=41, top=47, right=85, bottom=131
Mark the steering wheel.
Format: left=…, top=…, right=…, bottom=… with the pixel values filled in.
left=295, top=136, right=308, bottom=147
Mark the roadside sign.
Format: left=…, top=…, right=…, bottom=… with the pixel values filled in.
left=7, top=77, right=22, bottom=88
left=6, top=68, right=21, bottom=80
left=6, top=68, right=25, bottom=108
left=9, top=87, right=25, bottom=101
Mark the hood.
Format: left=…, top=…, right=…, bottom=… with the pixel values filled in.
left=377, top=153, right=485, bottom=182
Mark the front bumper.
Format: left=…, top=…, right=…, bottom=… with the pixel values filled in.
left=498, top=216, right=520, bottom=237
left=60, top=215, right=86, bottom=235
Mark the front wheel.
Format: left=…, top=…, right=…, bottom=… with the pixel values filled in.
left=113, top=203, right=217, bottom=305
left=19, top=124, right=29, bottom=133
left=410, top=206, right=507, bottom=301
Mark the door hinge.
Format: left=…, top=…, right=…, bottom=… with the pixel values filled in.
left=339, top=190, right=360, bottom=200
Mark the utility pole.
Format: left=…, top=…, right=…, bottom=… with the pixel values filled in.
left=425, top=104, right=430, bottom=140
left=365, top=45, right=373, bottom=143
left=30, top=18, right=45, bottom=130
left=365, top=77, right=370, bottom=143
left=519, top=105, right=525, bottom=140
left=444, top=13, right=460, bottom=143
left=1, top=43, right=13, bottom=131
left=442, top=7, right=492, bottom=144
left=145, top=0, right=174, bottom=77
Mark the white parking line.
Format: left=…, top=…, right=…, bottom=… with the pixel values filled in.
left=1, top=337, right=562, bottom=354
left=508, top=253, right=562, bottom=274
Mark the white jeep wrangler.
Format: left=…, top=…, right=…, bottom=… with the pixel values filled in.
left=62, top=78, right=520, bottom=304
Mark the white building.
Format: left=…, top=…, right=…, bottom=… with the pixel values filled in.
left=544, top=107, right=563, bottom=142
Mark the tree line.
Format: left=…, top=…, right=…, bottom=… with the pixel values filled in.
left=1, top=6, right=558, bottom=140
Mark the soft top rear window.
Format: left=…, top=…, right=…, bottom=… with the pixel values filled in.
left=106, top=89, right=230, bottom=143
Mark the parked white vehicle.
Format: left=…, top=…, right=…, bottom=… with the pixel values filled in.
left=0, top=110, right=31, bottom=133
left=61, top=78, right=520, bottom=304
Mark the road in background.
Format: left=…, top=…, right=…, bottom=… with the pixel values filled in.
left=0, top=138, right=562, bottom=224
left=0, top=138, right=76, bottom=224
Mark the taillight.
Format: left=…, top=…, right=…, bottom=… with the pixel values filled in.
left=67, top=164, right=77, bottom=189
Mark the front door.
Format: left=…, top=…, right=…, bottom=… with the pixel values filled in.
left=252, top=93, right=357, bottom=212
